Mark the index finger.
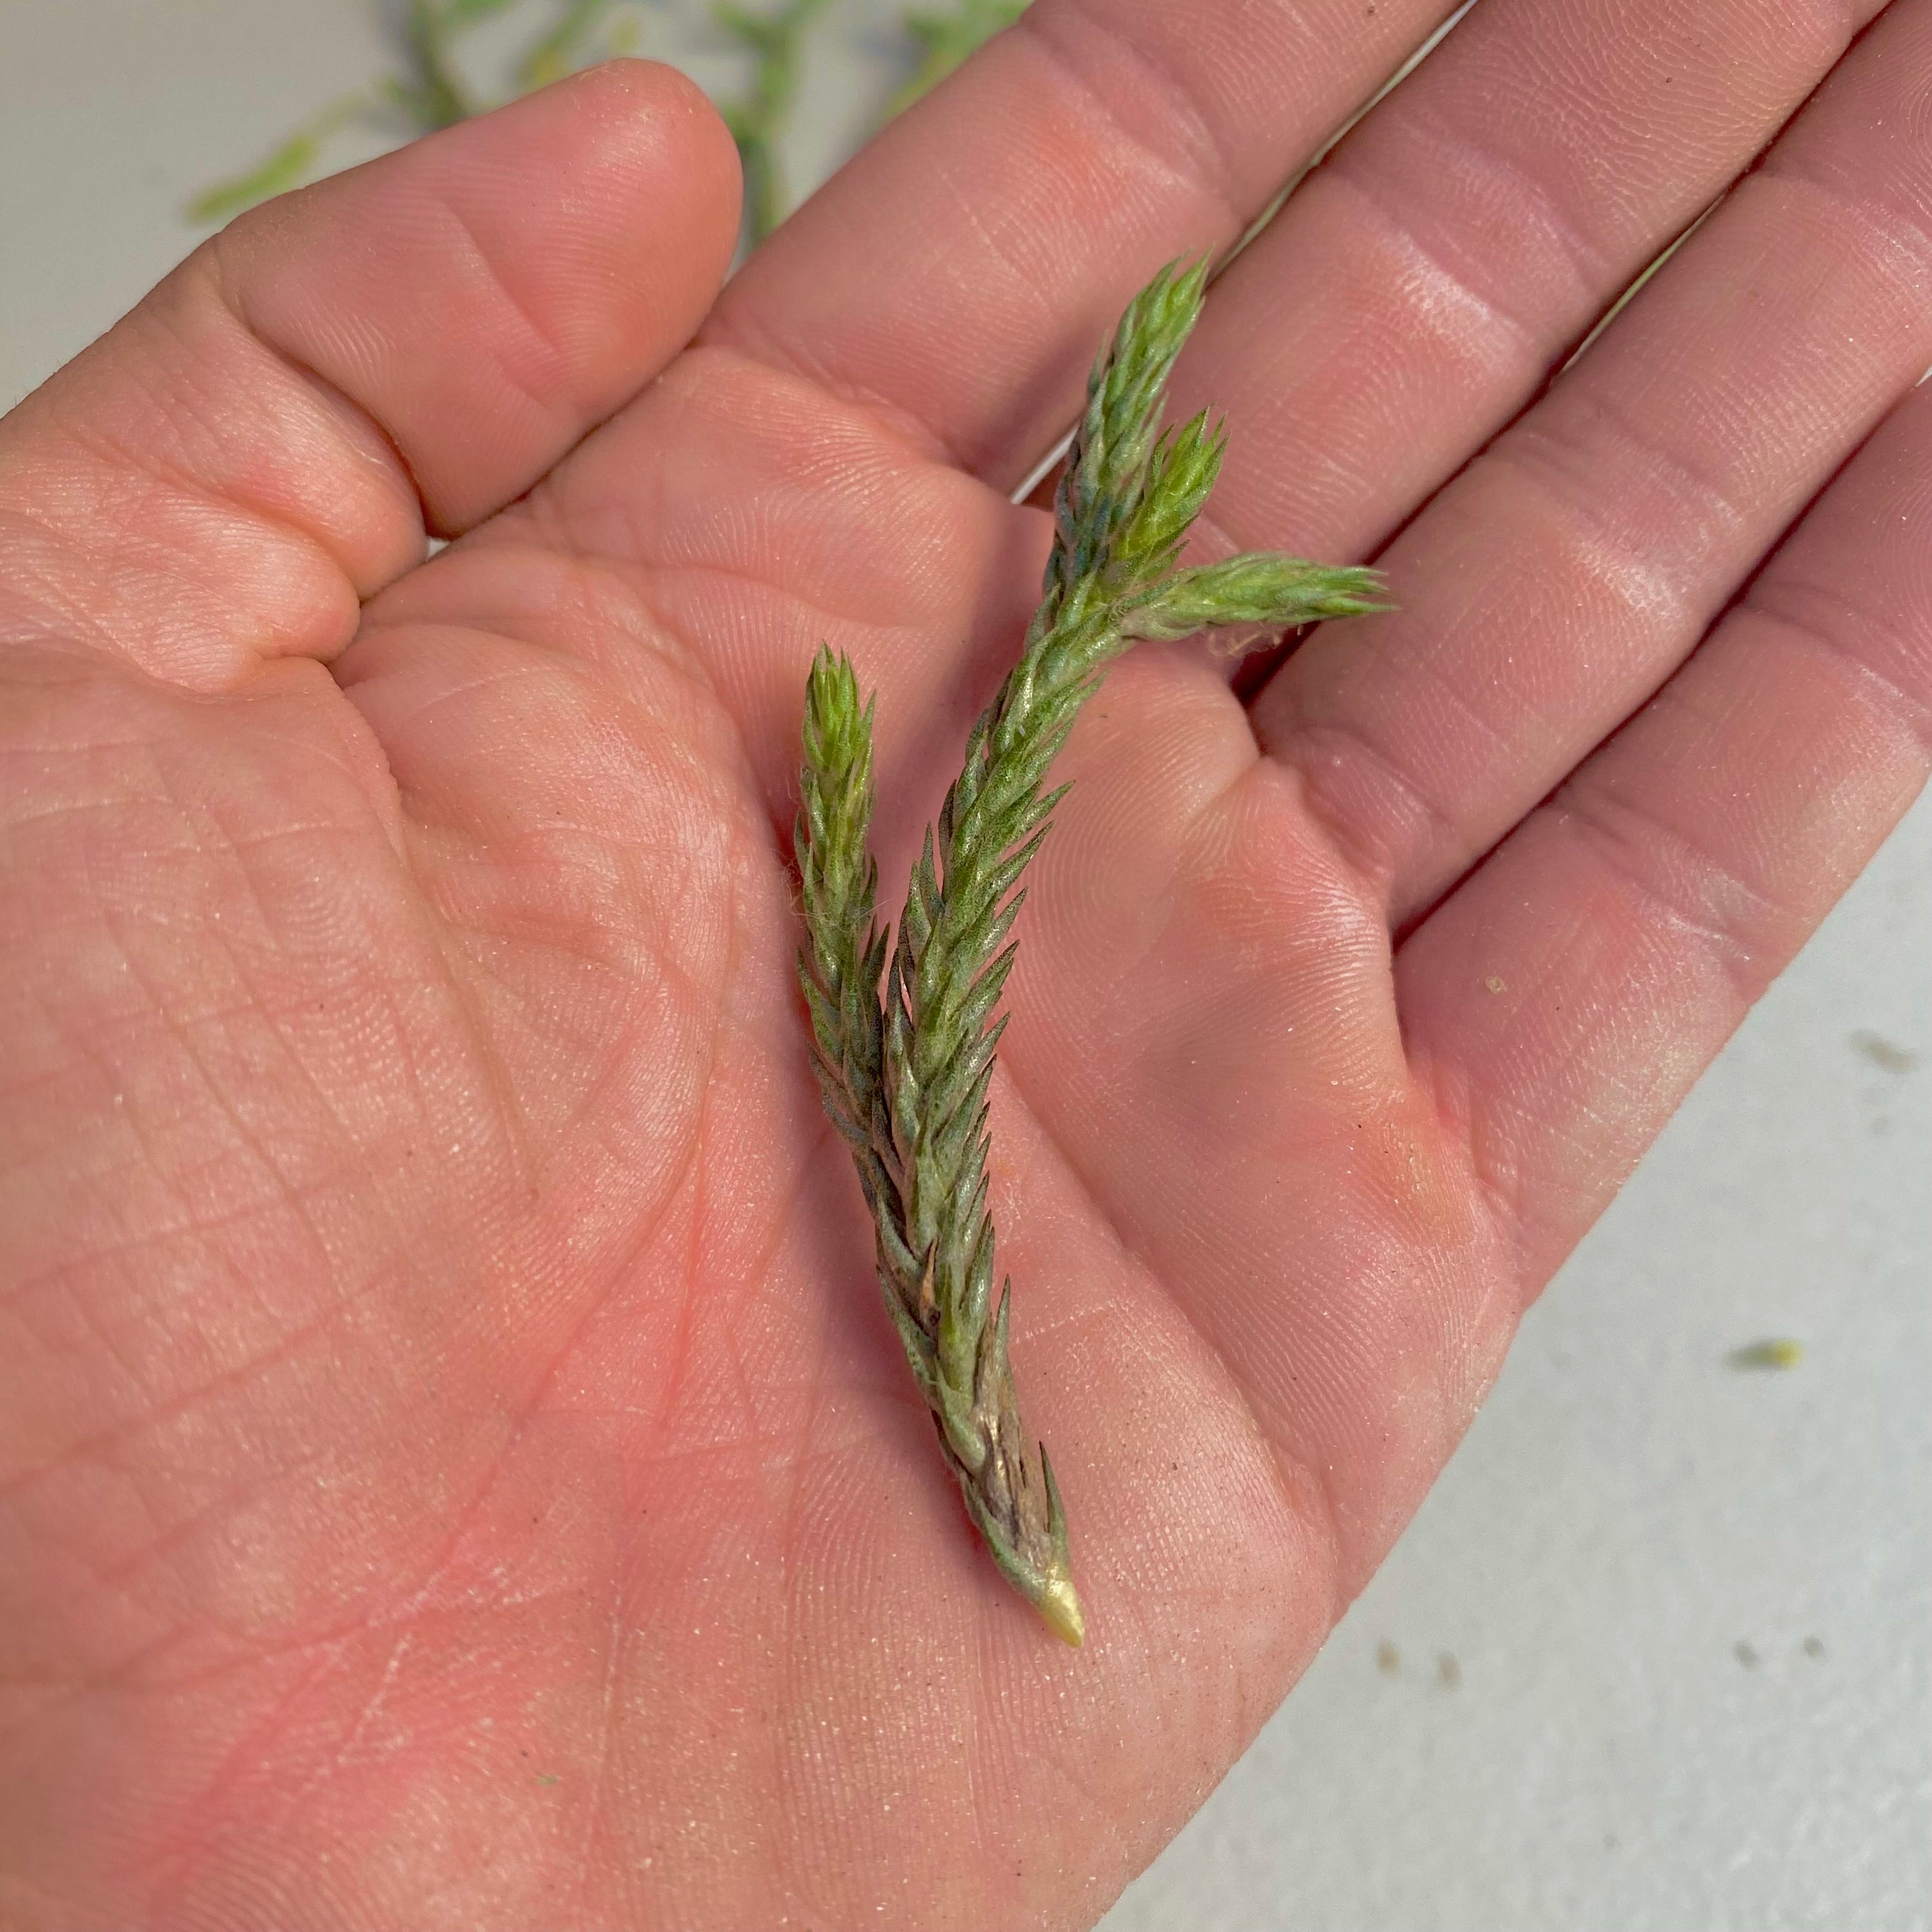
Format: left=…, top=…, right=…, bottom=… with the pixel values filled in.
left=703, top=0, right=1462, bottom=484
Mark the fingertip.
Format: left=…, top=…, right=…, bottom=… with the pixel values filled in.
left=523, top=57, right=744, bottom=264
left=218, top=57, right=744, bottom=534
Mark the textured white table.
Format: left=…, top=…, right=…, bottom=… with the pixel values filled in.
left=3, top=6, right=1926, bottom=1928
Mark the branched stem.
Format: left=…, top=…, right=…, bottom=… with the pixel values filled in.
left=189, top=0, right=638, bottom=222
left=796, top=262, right=1388, bottom=1644
left=190, top=0, right=1024, bottom=232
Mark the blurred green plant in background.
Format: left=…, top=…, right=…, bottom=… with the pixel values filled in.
left=189, top=0, right=1027, bottom=240
left=889, top=0, right=1025, bottom=113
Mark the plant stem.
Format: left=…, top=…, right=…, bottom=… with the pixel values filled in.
left=714, top=0, right=834, bottom=243
left=889, top=0, right=1028, bottom=116
left=796, top=262, right=1387, bottom=1643
left=518, top=0, right=627, bottom=89
left=401, top=0, right=480, bottom=126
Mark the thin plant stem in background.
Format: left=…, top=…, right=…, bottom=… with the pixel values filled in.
left=186, top=94, right=370, bottom=226
left=190, top=0, right=1027, bottom=243
left=518, top=0, right=635, bottom=88
left=189, top=0, right=562, bottom=226
left=712, top=0, right=836, bottom=245
left=795, top=264, right=1388, bottom=1643
left=889, top=0, right=1025, bottom=114
left=395, top=0, right=495, bottom=126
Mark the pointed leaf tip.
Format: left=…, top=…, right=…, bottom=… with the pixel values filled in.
left=1036, top=1573, right=1085, bottom=1646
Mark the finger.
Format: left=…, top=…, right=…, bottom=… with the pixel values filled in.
left=703, top=0, right=1463, bottom=482
left=1165, top=0, right=1882, bottom=590
left=1397, top=370, right=1932, bottom=1297
left=1253, top=0, right=1932, bottom=925
left=0, top=62, right=738, bottom=691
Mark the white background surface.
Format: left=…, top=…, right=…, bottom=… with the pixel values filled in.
left=1, top=4, right=1926, bottom=1928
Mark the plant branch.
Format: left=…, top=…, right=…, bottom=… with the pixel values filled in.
left=796, top=262, right=1388, bottom=1644
left=889, top=0, right=1027, bottom=115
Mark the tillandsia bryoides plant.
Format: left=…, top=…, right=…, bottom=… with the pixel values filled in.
left=795, top=262, right=1390, bottom=1644
left=190, top=0, right=1027, bottom=241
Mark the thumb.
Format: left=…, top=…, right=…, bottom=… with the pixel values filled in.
left=0, top=60, right=740, bottom=691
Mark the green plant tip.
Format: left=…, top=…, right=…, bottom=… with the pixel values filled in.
left=1037, top=1572, right=1085, bottom=1646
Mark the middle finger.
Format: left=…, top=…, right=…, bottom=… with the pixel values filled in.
left=1169, top=0, right=1883, bottom=579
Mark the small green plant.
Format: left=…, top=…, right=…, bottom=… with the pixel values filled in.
left=795, top=264, right=1388, bottom=1642
left=191, top=0, right=1028, bottom=241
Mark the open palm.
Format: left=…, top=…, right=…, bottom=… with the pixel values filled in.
left=4, top=6, right=1929, bottom=1927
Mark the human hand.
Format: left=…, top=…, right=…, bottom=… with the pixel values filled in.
left=2, top=4, right=1927, bottom=1927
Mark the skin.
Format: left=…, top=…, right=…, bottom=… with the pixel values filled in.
left=1, top=2, right=1928, bottom=1924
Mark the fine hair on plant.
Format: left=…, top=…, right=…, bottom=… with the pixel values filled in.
left=794, top=261, right=1388, bottom=1643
